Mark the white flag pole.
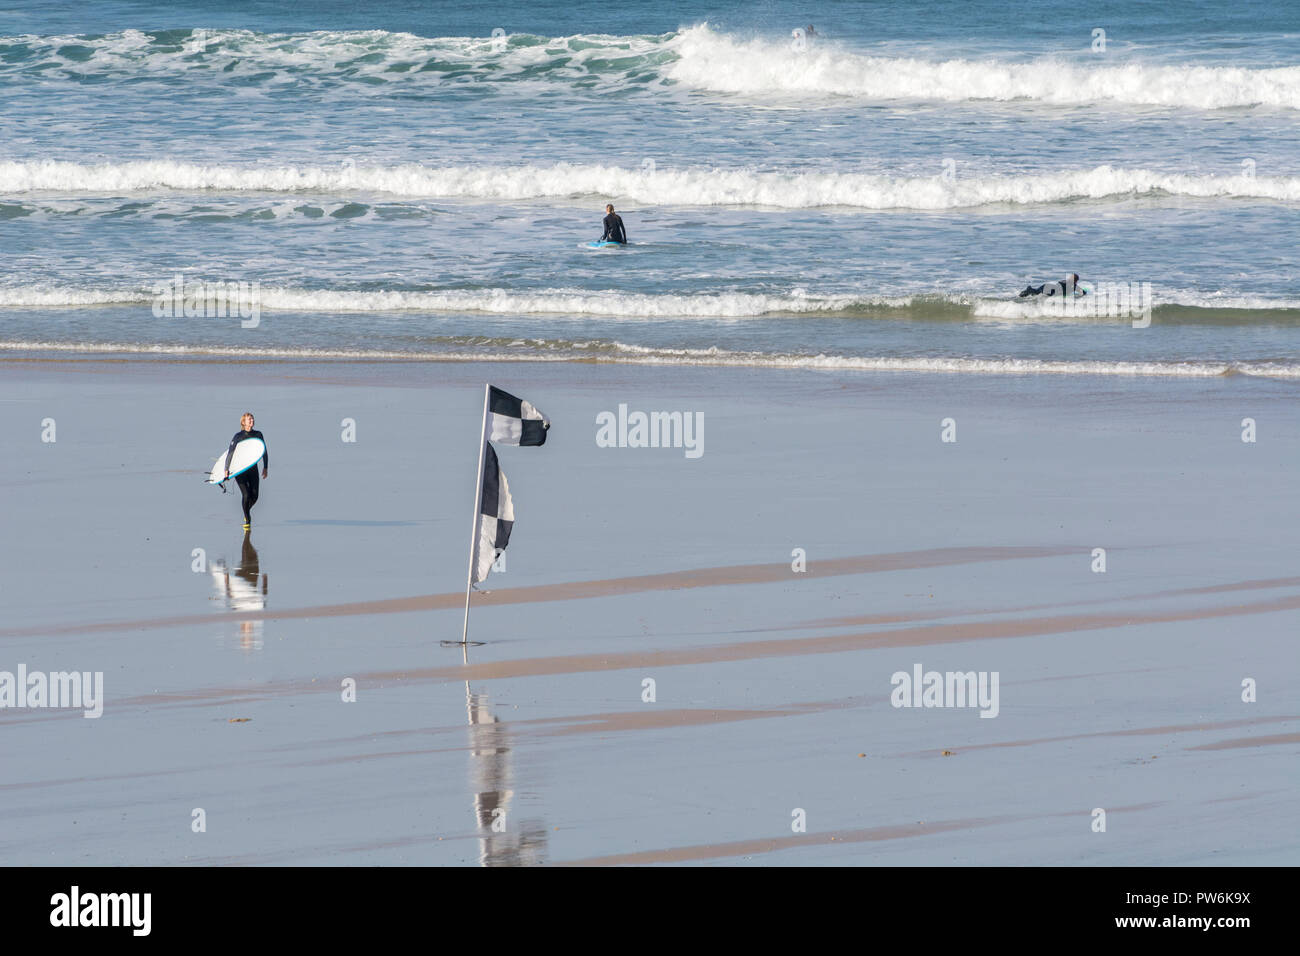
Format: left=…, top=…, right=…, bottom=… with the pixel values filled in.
left=461, top=383, right=491, bottom=644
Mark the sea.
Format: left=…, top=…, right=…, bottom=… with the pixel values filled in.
left=2, top=0, right=1299, bottom=378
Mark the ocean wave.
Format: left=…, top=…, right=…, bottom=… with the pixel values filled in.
left=3, top=284, right=1300, bottom=323
left=0, top=26, right=675, bottom=90
left=4, top=159, right=1298, bottom=209
left=2, top=24, right=1295, bottom=109
left=0, top=283, right=900, bottom=315
left=668, top=25, right=1300, bottom=109
left=2, top=337, right=1298, bottom=379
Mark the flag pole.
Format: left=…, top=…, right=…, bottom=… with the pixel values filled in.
left=461, top=383, right=491, bottom=645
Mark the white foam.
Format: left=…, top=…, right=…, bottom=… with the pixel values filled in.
left=0, top=283, right=899, bottom=315
left=668, top=24, right=1300, bottom=110
left=0, top=27, right=674, bottom=88
left=3, top=159, right=1298, bottom=210
left=972, top=291, right=1300, bottom=319
left=7, top=25, right=1298, bottom=111
left=2, top=339, right=1297, bottom=380
left=251, top=286, right=903, bottom=316
left=0, top=286, right=149, bottom=307
left=4, top=284, right=1300, bottom=318
left=1149, top=290, right=1300, bottom=311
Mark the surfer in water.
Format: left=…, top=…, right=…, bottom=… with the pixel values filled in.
left=601, top=203, right=627, bottom=244
left=1019, top=273, right=1086, bottom=298
left=224, top=412, right=268, bottom=532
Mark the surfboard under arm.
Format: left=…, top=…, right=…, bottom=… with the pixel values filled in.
left=206, top=437, right=265, bottom=485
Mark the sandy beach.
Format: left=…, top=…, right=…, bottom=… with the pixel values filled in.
left=1, top=354, right=1296, bottom=865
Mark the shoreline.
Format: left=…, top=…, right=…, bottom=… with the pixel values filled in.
left=3, top=344, right=1300, bottom=381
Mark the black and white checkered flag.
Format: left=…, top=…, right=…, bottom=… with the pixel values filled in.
left=472, top=443, right=514, bottom=585
left=461, top=384, right=551, bottom=642
left=488, top=386, right=550, bottom=446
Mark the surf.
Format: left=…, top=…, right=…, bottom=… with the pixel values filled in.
left=4, top=160, right=1298, bottom=210
left=667, top=24, right=1300, bottom=110
left=4, top=24, right=1299, bottom=111
left=5, top=284, right=1300, bottom=324
left=3, top=337, right=1298, bottom=380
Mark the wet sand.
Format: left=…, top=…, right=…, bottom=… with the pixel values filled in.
left=1, top=355, right=1297, bottom=865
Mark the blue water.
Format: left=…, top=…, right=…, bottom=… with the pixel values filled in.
left=2, top=0, right=1299, bottom=376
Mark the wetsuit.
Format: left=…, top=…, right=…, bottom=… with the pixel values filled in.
left=223, top=429, right=268, bottom=523
left=600, top=213, right=627, bottom=244
left=1019, top=280, right=1086, bottom=298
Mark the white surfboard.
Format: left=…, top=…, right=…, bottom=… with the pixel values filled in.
left=207, top=437, right=265, bottom=485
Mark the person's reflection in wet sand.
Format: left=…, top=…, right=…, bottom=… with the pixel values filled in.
left=210, top=531, right=268, bottom=651
left=466, top=684, right=548, bottom=866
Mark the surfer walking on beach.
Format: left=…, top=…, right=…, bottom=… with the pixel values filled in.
left=224, top=412, right=269, bottom=531
left=600, top=203, right=627, bottom=244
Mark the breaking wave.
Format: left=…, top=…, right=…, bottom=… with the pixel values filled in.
left=4, top=160, right=1298, bottom=210
left=1, top=24, right=1297, bottom=109
left=3, top=337, right=1298, bottom=379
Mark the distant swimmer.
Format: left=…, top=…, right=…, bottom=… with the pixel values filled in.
left=1018, top=273, right=1086, bottom=298
left=223, top=412, right=269, bottom=531
left=600, top=203, right=627, bottom=244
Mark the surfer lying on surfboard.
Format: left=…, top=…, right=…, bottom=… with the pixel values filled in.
left=600, top=203, right=627, bottom=244
left=1019, top=273, right=1086, bottom=298
left=224, top=412, right=269, bottom=532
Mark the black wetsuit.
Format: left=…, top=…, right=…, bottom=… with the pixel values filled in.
left=601, top=213, right=627, bottom=244
left=223, top=429, right=268, bottom=523
left=1019, top=280, right=1086, bottom=298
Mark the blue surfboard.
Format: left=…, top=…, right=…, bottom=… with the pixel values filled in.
left=586, top=240, right=624, bottom=249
